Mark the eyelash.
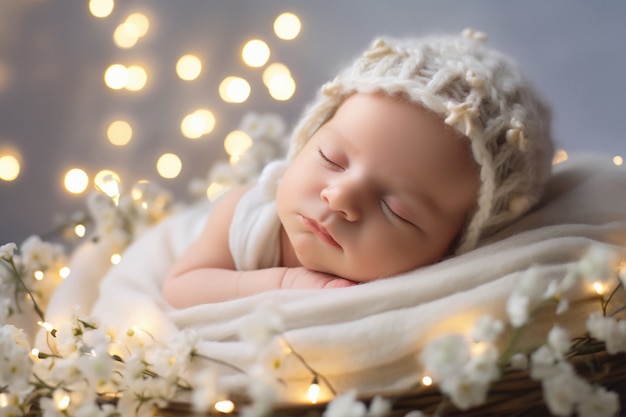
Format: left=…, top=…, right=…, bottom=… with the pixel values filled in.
left=381, top=200, right=410, bottom=224
left=317, top=148, right=343, bottom=170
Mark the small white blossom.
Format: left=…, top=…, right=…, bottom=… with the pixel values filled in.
left=586, top=312, right=626, bottom=354
left=239, top=302, right=285, bottom=347
left=576, top=245, right=618, bottom=286
left=464, top=345, right=500, bottom=385
left=470, top=315, right=504, bottom=343
left=20, top=235, right=62, bottom=272
left=506, top=292, right=531, bottom=327
left=556, top=298, right=569, bottom=315
left=441, top=371, right=491, bottom=410
left=509, top=353, right=528, bottom=370
left=542, top=368, right=591, bottom=416
left=576, top=385, right=619, bottom=417
left=240, top=367, right=281, bottom=417
left=420, top=334, right=470, bottom=382
left=323, top=390, right=367, bottom=417
left=0, top=242, right=17, bottom=260
left=529, top=345, right=567, bottom=381
left=547, top=326, right=570, bottom=358
left=366, top=396, right=391, bottom=417
left=0, top=324, right=34, bottom=395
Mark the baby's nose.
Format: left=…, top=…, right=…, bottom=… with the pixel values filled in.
left=320, top=182, right=361, bottom=221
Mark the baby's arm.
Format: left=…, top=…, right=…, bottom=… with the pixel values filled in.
left=162, top=186, right=354, bottom=309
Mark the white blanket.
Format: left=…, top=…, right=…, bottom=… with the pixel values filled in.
left=39, top=153, right=626, bottom=402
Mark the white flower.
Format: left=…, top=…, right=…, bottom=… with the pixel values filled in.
left=20, top=235, right=61, bottom=271
left=240, top=367, right=281, bottom=417
left=323, top=390, right=367, bottom=417
left=77, top=352, right=116, bottom=391
left=239, top=302, right=285, bottom=347
left=529, top=345, right=566, bottom=381
left=547, top=326, right=570, bottom=358
left=470, top=315, right=504, bottom=343
left=0, top=325, right=34, bottom=395
left=542, top=368, right=591, bottom=416
left=586, top=312, right=626, bottom=354
left=576, top=245, right=618, bottom=286
left=191, top=368, right=218, bottom=413
left=463, top=344, right=500, bottom=385
left=366, top=396, right=392, bottom=417
left=0, top=242, right=16, bottom=260
left=0, top=298, right=11, bottom=325
left=509, top=353, right=528, bottom=370
left=440, top=371, right=490, bottom=410
left=506, top=267, right=550, bottom=327
left=576, top=385, right=619, bottom=417
left=420, top=334, right=470, bottom=382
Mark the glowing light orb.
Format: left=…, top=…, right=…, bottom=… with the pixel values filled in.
left=176, top=55, right=203, bottom=81
left=157, top=153, right=182, bottom=179
left=107, top=120, right=133, bottom=146
left=219, top=76, right=250, bottom=103
left=0, top=154, right=20, bottom=181
left=126, top=65, right=148, bottom=91
left=263, top=62, right=290, bottom=87
left=214, top=400, right=235, bottom=414
left=421, top=376, right=433, bottom=386
left=59, top=267, right=71, bottom=279
left=104, top=64, right=128, bottom=90
left=613, top=155, right=623, bottom=166
left=94, top=170, right=121, bottom=198
left=274, top=12, right=301, bottom=40
left=126, top=13, right=150, bottom=37
left=242, top=39, right=270, bottom=68
left=89, top=0, right=114, bottom=18
left=267, top=73, right=296, bottom=101
left=206, top=182, right=226, bottom=201
left=74, top=224, right=86, bottom=237
left=113, top=22, right=140, bottom=49
left=64, top=168, right=89, bottom=194
left=111, top=254, right=122, bottom=264
left=224, top=130, right=253, bottom=158
left=181, top=109, right=216, bottom=139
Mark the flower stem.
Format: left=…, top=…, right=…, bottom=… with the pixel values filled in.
left=7, top=257, right=46, bottom=322
left=280, top=336, right=337, bottom=396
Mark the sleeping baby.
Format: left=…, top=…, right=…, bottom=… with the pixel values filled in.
left=162, top=29, right=554, bottom=308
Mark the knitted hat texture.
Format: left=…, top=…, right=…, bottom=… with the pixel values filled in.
left=286, top=29, right=554, bottom=254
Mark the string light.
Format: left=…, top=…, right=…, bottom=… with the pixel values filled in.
left=181, top=109, right=216, bottom=139
left=267, top=73, right=296, bottom=101
left=592, top=281, right=605, bottom=295
left=37, top=321, right=55, bottom=333
left=0, top=154, right=20, bottom=181
left=107, top=120, right=133, bottom=146
left=242, top=39, right=270, bottom=68
left=156, top=153, right=183, bottom=179
left=94, top=169, right=121, bottom=201
left=421, top=376, right=433, bottom=386
left=0, top=393, right=8, bottom=407
left=59, top=266, right=71, bottom=279
left=53, top=390, right=71, bottom=411
left=64, top=168, right=89, bottom=194
left=74, top=224, right=86, bottom=237
left=34, top=270, right=44, bottom=281
left=176, top=54, right=203, bottom=81
left=224, top=130, right=253, bottom=161
left=125, top=65, right=148, bottom=91
left=613, top=155, right=623, bottom=166
left=110, top=253, right=122, bottom=265
left=104, top=64, right=128, bottom=90
left=88, top=0, right=114, bottom=18
left=219, top=76, right=251, bottom=103
left=274, top=12, right=301, bottom=40
left=206, top=182, right=226, bottom=201
left=307, top=377, right=321, bottom=404
left=214, top=400, right=235, bottom=413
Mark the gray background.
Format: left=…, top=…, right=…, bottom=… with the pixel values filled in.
left=1, top=1, right=625, bottom=245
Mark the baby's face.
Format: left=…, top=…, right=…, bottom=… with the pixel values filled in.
left=276, top=93, right=479, bottom=282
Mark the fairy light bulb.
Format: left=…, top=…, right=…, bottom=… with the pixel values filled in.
left=34, top=270, right=44, bottom=281
left=74, top=224, right=86, bottom=237
left=53, top=390, right=70, bottom=411
left=37, top=321, right=55, bottom=333
left=421, top=376, right=433, bottom=386
left=214, top=400, right=235, bottom=413
left=592, top=281, right=605, bottom=295
left=111, top=254, right=122, bottom=265
left=0, top=393, right=8, bottom=407
left=59, top=267, right=70, bottom=279
left=307, top=377, right=320, bottom=404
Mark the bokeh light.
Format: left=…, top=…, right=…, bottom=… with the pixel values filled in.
left=64, top=168, right=89, bottom=194
left=267, top=73, right=296, bottom=101
left=88, top=0, right=114, bottom=18
left=219, top=76, right=251, bottom=103
left=274, top=12, right=301, bottom=40
left=94, top=169, right=121, bottom=198
left=180, top=109, right=216, bottom=139
left=242, top=39, right=270, bottom=68
left=614, top=155, right=623, bottom=166
left=126, top=13, right=150, bottom=37
left=224, top=130, right=253, bottom=160
left=104, top=64, right=128, bottom=90
left=552, top=149, right=568, bottom=165
left=0, top=154, right=20, bottom=181
left=125, top=65, right=148, bottom=91
left=113, top=22, right=140, bottom=49
left=262, top=63, right=290, bottom=87
left=156, top=153, right=182, bottom=179
left=107, top=120, right=133, bottom=146
left=176, top=55, right=203, bottom=81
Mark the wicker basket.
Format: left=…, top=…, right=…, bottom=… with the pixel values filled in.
left=157, top=349, right=625, bottom=417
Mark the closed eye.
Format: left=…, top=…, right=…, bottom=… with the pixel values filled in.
left=317, top=147, right=344, bottom=170
left=381, top=200, right=421, bottom=231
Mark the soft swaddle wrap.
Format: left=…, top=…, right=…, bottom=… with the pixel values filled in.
left=229, top=160, right=288, bottom=270
left=38, top=154, right=626, bottom=403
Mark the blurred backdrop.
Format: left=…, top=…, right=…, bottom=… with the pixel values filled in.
left=1, top=0, right=625, bottom=245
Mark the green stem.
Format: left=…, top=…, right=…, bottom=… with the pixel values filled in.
left=6, top=257, right=46, bottom=322
left=281, top=336, right=337, bottom=396
left=190, top=351, right=247, bottom=375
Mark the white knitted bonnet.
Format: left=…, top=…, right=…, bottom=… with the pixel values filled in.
left=286, top=29, right=554, bottom=254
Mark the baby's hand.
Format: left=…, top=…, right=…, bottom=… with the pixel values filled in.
left=281, top=267, right=357, bottom=290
